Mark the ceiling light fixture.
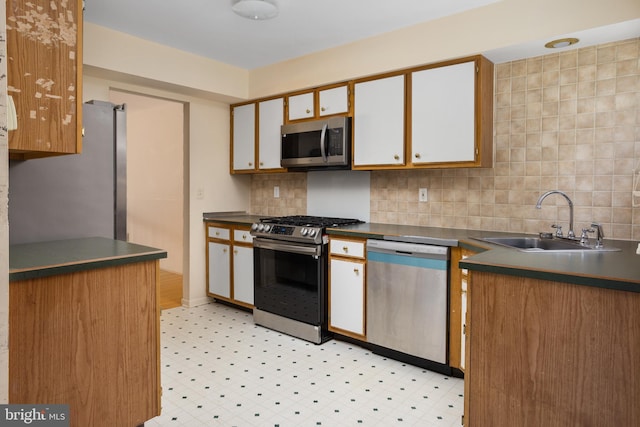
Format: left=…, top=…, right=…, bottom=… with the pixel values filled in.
left=232, top=0, right=278, bottom=20
left=544, top=37, right=579, bottom=49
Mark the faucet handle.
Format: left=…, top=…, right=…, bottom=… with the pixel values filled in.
left=551, top=224, right=563, bottom=237
left=580, top=228, right=594, bottom=245
left=590, top=222, right=604, bottom=248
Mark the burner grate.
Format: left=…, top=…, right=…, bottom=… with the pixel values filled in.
left=260, top=215, right=363, bottom=228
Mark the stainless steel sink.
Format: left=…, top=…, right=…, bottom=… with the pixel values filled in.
left=476, top=236, right=620, bottom=252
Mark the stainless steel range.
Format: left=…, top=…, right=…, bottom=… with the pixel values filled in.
left=251, top=215, right=363, bottom=344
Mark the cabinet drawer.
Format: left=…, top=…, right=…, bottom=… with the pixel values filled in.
left=208, top=226, right=230, bottom=240
left=233, top=229, right=253, bottom=244
left=330, top=238, right=365, bottom=258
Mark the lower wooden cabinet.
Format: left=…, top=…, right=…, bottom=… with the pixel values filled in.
left=205, top=223, right=254, bottom=308
left=328, top=237, right=366, bottom=338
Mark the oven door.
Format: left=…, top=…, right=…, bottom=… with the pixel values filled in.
left=253, top=238, right=327, bottom=326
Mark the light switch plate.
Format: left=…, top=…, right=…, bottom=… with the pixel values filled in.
left=419, top=188, right=428, bottom=202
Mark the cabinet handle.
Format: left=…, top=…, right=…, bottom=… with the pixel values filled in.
left=234, top=250, right=238, bottom=255
left=414, top=153, right=421, bottom=159
left=353, top=268, right=359, bottom=275
left=394, top=154, right=400, bottom=161
left=321, top=107, right=326, bottom=112
left=306, top=109, right=311, bottom=114
left=259, top=162, right=264, bottom=166
left=248, top=162, right=253, bottom=166
left=223, top=248, right=227, bottom=253
left=215, top=232, right=220, bottom=236
left=242, top=235, right=247, bottom=240
left=343, top=246, right=349, bottom=253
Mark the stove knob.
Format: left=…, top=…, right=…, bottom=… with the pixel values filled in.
left=308, top=229, right=317, bottom=237
left=264, top=225, right=272, bottom=232
left=257, top=224, right=265, bottom=232
left=251, top=223, right=258, bottom=231
left=300, top=228, right=308, bottom=236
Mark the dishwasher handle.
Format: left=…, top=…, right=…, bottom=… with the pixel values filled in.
left=366, top=239, right=449, bottom=259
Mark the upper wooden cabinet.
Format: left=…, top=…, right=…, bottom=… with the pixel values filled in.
left=286, top=84, right=350, bottom=121
left=352, top=74, right=406, bottom=168
left=229, top=55, right=493, bottom=173
left=7, top=0, right=83, bottom=160
left=408, top=56, right=494, bottom=169
left=230, top=98, right=286, bottom=174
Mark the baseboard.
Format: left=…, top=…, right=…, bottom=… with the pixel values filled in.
left=181, top=296, right=213, bottom=307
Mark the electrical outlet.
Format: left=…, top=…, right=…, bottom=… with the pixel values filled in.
left=274, top=186, right=280, bottom=198
left=419, top=188, right=428, bottom=202
left=196, top=187, right=204, bottom=200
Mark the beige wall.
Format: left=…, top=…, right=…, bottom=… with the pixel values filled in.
left=83, top=75, right=251, bottom=307
left=249, top=0, right=640, bottom=97
left=250, top=38, right=640, bottom=241
left=109, top=91, right=184, bottom=274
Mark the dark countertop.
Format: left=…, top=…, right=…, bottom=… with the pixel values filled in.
left=329, top=223, right=640, bottom=293
left=10, top=237, right=168, bottom=281
left=203, top=211, right=264, bottom=226
left=201, top=213, right=640, bottom=293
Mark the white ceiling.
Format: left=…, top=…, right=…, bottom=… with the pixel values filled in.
left=84, top=1, right=640, bottom=70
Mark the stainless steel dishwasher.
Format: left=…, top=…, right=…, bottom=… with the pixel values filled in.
left=366, top=239, right=449, bottom=364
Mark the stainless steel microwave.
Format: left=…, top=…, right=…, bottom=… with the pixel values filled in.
left=280, top=116, right=351, bottom=171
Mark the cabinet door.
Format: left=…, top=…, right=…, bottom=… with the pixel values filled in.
left=353, top=75, right=405, bottom=167
left=7, top=0, right=82, bottom=158
left=233, top=245, right=254, bottom=305
left=232, top=103, right=256, bottom=171
left=208, top=241, right=231, bottom=298
left=319, top=86, right=348, bottom=117
left=258, top=98, right=284, bottom=170
left=411, top=61, right=476, bottom=164
left=287, top=92, right=314, bottom=121
left=329, top=258, right=365, bottom=336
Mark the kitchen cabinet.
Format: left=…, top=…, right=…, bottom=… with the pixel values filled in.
left=231, top=99, right=286, bottom=173
left=409, top=56, right=493, bottom=168
left=449, top=246, right=475, bottom=373
left=7, top=0, right=83, bottom=159
left=205, top=223, right=254, bottom=308
left=231, top=103, right=256, bottom=172
left=464, top=271, right=640, bottom=426
left=232, top=229, right=254, bottom=305
left=258, top=98, right=284, bottom=170
left=9, top=238, right=164, bottom=427
left=353, top=74, right=405, bottom=168
left=286, top=84, right=350, bottom=121
left=328, top=237, right=366, bottom=338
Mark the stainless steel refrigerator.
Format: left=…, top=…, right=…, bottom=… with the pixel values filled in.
left=9, top=100, right=127, bottom=245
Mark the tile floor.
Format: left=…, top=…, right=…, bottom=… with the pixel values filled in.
left=147, top=302, right=464, bottom=427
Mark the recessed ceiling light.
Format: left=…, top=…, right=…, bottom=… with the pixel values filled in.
left=544, top=37, right=579, bottom=49
left=232, top=0, right=278, bottom=20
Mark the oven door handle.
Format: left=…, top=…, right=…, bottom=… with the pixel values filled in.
left=254, top=239, right=321, bottom=257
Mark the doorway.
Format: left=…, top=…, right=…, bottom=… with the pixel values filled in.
left=109, top=90, right=185, bottom=309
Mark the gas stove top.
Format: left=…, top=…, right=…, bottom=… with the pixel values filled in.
left=250, top=215, right=363, bottom=244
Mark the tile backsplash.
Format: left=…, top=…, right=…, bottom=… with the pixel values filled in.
left=251, top=37, right=640, bottom=241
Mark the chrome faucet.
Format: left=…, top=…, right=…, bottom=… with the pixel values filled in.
left=536, top=190, right=575, bottom=239
left=591, top=222, right=604, bottom=248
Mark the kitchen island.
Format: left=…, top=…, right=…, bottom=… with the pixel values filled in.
left=458, top=243, right=640, bottom=427
left=9, top=237, right=167, bottom=427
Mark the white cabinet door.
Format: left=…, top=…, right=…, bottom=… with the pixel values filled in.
left=233, top=245, right=254, bottom=305
left=232, top=103, right=256, bottom=171
left=411, top=61, right=476, bottom=164
left=329, top=258, right=365, bottom=336
left=208, top=241, right=231, bottom=298
left=353, top=75, right=405, bottom=167
left=288, top=92, right=314, bottom=121
left=319, top=86, right=348, bottom=117
left=258, top=98, right=284, bottom=170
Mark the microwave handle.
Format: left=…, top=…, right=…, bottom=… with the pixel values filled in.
left=320, top=123, right=328, bottom=163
